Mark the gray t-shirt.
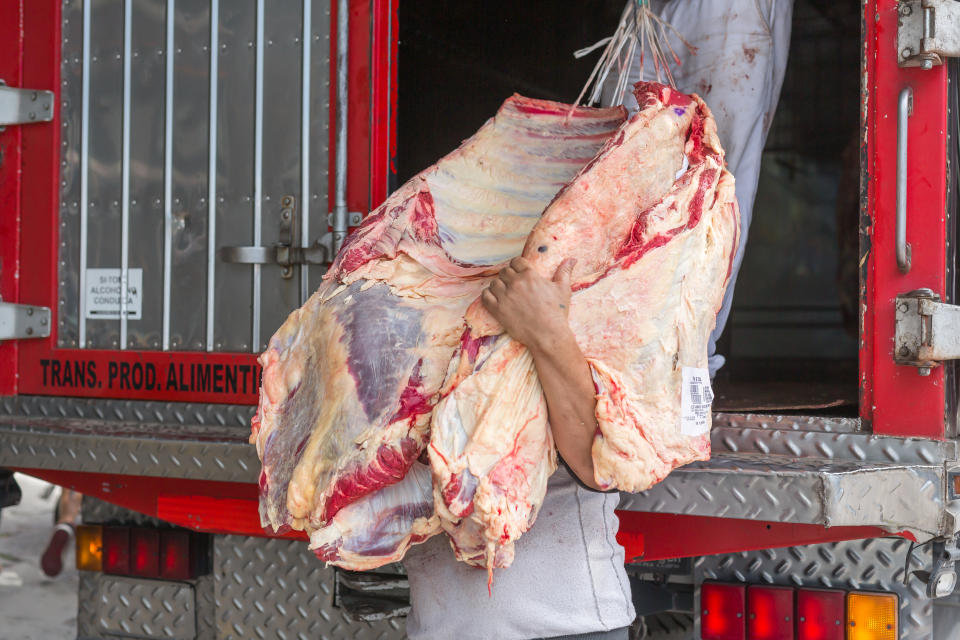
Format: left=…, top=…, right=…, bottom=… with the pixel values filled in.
left=403, top=466, right=635, bottom=640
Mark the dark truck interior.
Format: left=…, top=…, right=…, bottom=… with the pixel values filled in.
left=396, top=0, right=862, bottom=417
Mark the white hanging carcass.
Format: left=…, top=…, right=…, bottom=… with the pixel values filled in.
left=431, top=82, right=739, bottom=572
left=251, top=96, right=626, bottom=568
left=250, top=82, right=738, bottom=575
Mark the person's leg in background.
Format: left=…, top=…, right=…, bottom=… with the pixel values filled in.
left=602, top=0, right=795, bottom=377
left=0, top=469, right=22, bottom=575
left=40, top=488, right=82, bottom=577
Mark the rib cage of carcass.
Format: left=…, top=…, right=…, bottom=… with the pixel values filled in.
left=250, top=82, right=739, bottom=575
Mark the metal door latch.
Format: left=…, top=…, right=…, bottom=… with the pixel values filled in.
left=0, top=81, right=54, bottom=128
left=894, top=288, right=960, bottom=375
left=219, top=197, right=364, bottom=278
left=897, top=0, right=960, bottom=69
left=0, top=302, right=51, bottom=340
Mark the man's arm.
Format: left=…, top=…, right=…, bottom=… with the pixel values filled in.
left=481, top=257, right=603, bottom=490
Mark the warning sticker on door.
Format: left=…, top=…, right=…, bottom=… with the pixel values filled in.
left=680, top=367, right=713, bottom=436
left=85, top=268, right=143, bottom=320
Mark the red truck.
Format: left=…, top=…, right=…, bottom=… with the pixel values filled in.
left=2, top=0, right=959, bottom=638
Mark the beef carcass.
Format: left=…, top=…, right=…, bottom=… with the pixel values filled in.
left=250, top=97, right=626, bottom=568
left=430, top=83, right=740, bottom=571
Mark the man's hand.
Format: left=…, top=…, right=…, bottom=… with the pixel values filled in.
left=481, top=257, right=577, bottom=351
left=481, top=256, right=604, bottom=490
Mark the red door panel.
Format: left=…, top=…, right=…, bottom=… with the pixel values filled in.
left=5, top=0, right=397, bottom=405
left=861, top=0, right=950, bottom=437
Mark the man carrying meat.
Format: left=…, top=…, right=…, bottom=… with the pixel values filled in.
left=402, top=1, right=793, bottom=638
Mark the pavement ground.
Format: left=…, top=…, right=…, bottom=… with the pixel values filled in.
left=0, top=473, right=78, bottom=640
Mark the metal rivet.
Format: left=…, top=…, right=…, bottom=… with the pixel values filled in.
left=919, top=366, right=932, bottom=376
left=922, top=59, right=934, bottom=70
left=899, top=346, right=911, bottom=357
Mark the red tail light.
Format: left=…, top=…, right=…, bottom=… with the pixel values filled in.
left=701, top=582, right=746, bottom=640
left=84, top=525, right=204, bottom=580
left=130, top=529, right=160, bottom=578
left=160, top=530, right=192, bottom=580
left=797, top=589, right=845, bottom=640
left=747, top=585, right=794, bottom=640
left=102, top=527, right=130, bottom=575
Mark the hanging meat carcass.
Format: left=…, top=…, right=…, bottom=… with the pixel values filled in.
left=250, top=82, right=738, bottom=574
left=430, top=82, right=739, bottom=572
left=250, top=97, right=627, bottom=567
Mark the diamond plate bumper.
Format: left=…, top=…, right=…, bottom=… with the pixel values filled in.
left=620, top=455, right=947, bottom=537
left=0, top=406, right=257, bottom=483
left=2, top=397, right=957, bottom=539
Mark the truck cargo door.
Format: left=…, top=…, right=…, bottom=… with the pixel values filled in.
left=861, top=0, right=955, bottom=438
left=2, top=0, right=396, bottom=404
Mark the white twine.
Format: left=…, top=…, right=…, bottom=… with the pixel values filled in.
left=571, top=1, right=696, bottom=113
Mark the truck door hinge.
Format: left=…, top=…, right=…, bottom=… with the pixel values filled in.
left=0, top=302, right=51, bottom=340
left=897, top=0, right=960, bottom=69
left=894, top=289, right=960, bottom=375
left=218, top=196, right=362, bottom=278
left=0, top=81, right=54, bottom=128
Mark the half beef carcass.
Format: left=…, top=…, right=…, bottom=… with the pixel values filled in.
left=430, top=83, right=740, bottom=572
left=250, top=97, right=626, bottom=568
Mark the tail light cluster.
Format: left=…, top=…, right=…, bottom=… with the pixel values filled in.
left=75, top=525, right=210, bottom=581
left=701, top=582, right=898, bottom=640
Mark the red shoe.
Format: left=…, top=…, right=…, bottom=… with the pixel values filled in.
left=41, top=523, right=74, bottom=577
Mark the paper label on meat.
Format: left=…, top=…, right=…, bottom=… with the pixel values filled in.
left=680, top=367, right=713, bottom=436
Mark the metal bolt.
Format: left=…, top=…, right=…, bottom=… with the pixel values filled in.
left=26, top=308, right=34, bottom=316
left=26, top=327, right=33, bottom=336
left=900, top=3, right=913, bottom=16
left=898, top=301, right=909, bottom=313
left=919, top=366, right=932, bottom=376
left=922, top=59, right=934, bottom=70
left=41, top=317, right=47, bottom=326
left=902, top=47, right=914, bottom=59
left=899, top=346, right=911, bottom=358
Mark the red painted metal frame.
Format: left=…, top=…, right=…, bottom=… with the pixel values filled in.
left=8, top=1, right=395, bottom=405
left=615, top=511, right=908, bottom=563
left=17, top=468, right=904, bottom=562
left=370, top=0, right=399, bottom=203
left=0, top=1, right=24, bottom=396
left=860, top=0, right=950, bottom=437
